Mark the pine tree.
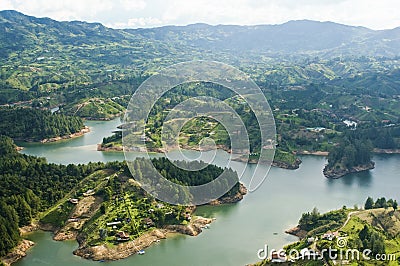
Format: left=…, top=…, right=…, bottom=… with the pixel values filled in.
left=365, top=197, right=374, bottom=210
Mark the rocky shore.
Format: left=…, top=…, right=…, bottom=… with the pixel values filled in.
left=295, top=150, right=329, bottom=156
left=373, top=148, right=400, bottom=154
left=284, top=226, right=308, bottom=239
left=73, top=216, right=214, bottom=261
left=323, top=161, right=375, bottom=178
left=209, top=183, right=248, bottom=205
left=1, top=239, right=35, bottom=266
left=40, top=126, right=90, bottom=143
left=272, top=158, right=302, bottom=170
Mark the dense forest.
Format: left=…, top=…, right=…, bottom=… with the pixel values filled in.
left=0, top=107, right=84, bottom=141
left=324, top=126, right=400, bottom=177
left=325, top=131, right=373, bottom=169
left=0, top=135, right=104, bottom=256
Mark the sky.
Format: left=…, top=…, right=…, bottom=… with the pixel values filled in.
left=0, top=0, right=399, bottom=30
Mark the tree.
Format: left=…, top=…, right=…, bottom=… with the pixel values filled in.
left=365, top=197, right=374, bottom=210
left=393, top=200, right=398, bottom=211
left=375, top=197, right=387, bottom=209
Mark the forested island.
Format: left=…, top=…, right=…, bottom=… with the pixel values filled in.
left=323, top=131, right=374, bottom=178
left=0, top=136, right=245, bottom=264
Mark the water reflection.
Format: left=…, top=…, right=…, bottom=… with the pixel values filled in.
left=195, top=203, right=238, bottom=219
left=326, top=170, right=373, bottom=188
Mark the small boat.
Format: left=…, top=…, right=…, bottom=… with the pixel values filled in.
left=155, top=239, right=160, bottom=243
left=137, top=250, right=145, bottom=255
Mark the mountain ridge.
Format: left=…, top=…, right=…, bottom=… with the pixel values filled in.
left=1, top=9, right=400, bottom=58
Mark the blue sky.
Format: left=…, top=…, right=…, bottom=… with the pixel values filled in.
left=0, top=0, right=399, bottom=30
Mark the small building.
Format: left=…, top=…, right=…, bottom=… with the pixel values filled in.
left=106, top=221, right=122, bottom=227
left=322, top=231, right=339, bottom=241
left=69, top=198, right=79, bottom=204
left=143, top=218, right=154, bottom=226
left=307, top=237, right=316, bottom=244
left=184, top=213, right=192, bottom=221
left=83, top=189, right=95, bottom=197
left=343, top=120, right=358, bottom=128
left=115, top=231, right=130, bottom=242
left=67, top=218, right=79, bottom=223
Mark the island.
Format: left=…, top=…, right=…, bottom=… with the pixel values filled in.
left=323, top=131, right=375, bottom=178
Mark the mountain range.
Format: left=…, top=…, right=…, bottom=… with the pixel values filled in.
left=1, top=10, right=400, bottom=60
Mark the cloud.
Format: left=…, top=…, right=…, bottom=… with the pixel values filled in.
left=0, top=0, right=144, bottom=21
left=120, top=0, right=146, bottom=11
left=106, top=17, right=163, bottom=28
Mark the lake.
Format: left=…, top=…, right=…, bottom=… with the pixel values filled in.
left=15, top=119, right=400, bottom=266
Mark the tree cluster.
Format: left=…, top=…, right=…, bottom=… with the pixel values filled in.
left=364, top=196, right=398, bottom=210
left=327, top=130, right=373, bottom=169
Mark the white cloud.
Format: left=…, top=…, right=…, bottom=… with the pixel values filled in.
left=106, top=17, right=163, bottom=28
left=0, top=0, right=14, bottom=10
left=120, top=0, right=146, bottom=11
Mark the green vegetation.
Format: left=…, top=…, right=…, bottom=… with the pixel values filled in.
left=0, top=135, right=104, bottom=255
left=271, top=199, right=400, bottom=265
left=0, top=107, right=84, bottom=141
left=297, top=207, right=349, bottom=236
left=79, top=174, right=189, bottom=247
left=0, top=135, right=242, bottom=256
left=62, top=97, right=127, bottom=120
left=325, top=131, right=373, bottom=174
left=364, top=196, right=398, bottom=211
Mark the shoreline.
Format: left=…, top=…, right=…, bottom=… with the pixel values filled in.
left=73, top=216, right=214, bottom=261
left=284, top=226, right=307, bottom=240
left=1, top=239, right=35, bottom=266
left=14, top=126, right=91, bottom=144
left=98, top=144, right=303, bottom=170
left=373, top=148, right=400, bottom=154
left=323, top=161, right=375, bottom=179
left=40, top=126, right=90, bottom=143
left=294, top=150, right=329, bottom=156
